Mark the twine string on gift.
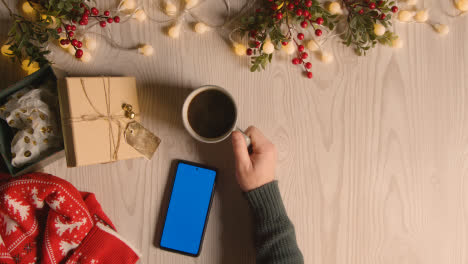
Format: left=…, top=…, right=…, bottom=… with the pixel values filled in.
left=66, top=78, right=138, bottom=161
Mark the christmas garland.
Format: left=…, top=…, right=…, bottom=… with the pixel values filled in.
left=232, top=0, right=456, bottom=79
left=0, top=0, right=121, bottom=73
left=233, top=0, right=399, bottom=79
left=0, top=0, right=463, bottom=78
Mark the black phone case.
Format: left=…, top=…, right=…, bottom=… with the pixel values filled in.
left=159, top=159, right=218, bottom=257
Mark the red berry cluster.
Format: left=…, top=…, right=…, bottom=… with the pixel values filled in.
left=56, top=2, right=120, bottom=59
left=244, top=0, right=328, bottom=78
left=345, top=0, right=398, bottom=20
left=290, top=33, right=313, bottom=79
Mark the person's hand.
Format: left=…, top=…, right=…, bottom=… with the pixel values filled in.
left=231, top=126, right=277, bottom=192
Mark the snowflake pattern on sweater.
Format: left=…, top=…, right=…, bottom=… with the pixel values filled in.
left=0, top=173, right=140, bottom=264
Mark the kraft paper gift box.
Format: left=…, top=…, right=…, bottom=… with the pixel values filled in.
left=0, top=66, right=64, bottom=176
left=57, top=77, right=144, bottom=167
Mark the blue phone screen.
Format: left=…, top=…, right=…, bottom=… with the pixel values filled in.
left=160, top=162, right=216, bottom=255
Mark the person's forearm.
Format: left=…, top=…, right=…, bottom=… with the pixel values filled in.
left=245, top=181, right=304, bottom=264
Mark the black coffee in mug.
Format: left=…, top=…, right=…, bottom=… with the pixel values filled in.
left=187, top=90, right=237, bottom=139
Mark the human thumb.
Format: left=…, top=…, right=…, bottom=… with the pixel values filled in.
left=232, top=131, right=251, bottom=171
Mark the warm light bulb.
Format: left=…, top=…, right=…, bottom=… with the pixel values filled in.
left=398, top=10, right=413, bottom=22
left=41, top=14, right=57, bottom=28
left=414, top=9, right=429, bottom=22
left=84, top=37, right=97, bottom=50
left=138, top=44, right=154, bottom=56
left=58, top=37, right=70, bottom=49
left=1, top=44, right=14, bottom=57
left=121, top=0, right=136, bottom=10
left=133, top=9, right=147, bottom=22
left=165, top=2, right=177, bottom=16
left=22, top=1, right=35, bottom=14
left=185, top=0, right=198, bottom=9
left=391, top=37, right=403, bottom=48
left=80, top=52, right=92, bottom=62
left=320, top=51, right=333, bottom=64
left=262, top=40, right=275, bottom=54
left=282, top=42, right=295, bottom=54
left=233, top=42, right=246, bottom=56
left=328, top=2, right=342, bottom=15
left=168, top=24, right=181, bottom=39
left=67, top=46, right=75, bottom=55
left=433, top=24, right=450, bottom=35
left=21, top=58, right=39, bottom=72
left=373, top=24, right=385, bottom=36
left=455, top=0, right=468, bottom=11
left=306, top=40, right=320, bottom=51
left=194, top=22, right=209, bottom=34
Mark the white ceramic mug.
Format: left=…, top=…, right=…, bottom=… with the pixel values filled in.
left=182, top=85, right=251, bottom=146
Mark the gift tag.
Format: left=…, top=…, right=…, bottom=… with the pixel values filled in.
left=124, top=121, right=161, bottom=160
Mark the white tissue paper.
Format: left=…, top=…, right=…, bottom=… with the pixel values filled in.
left=0, top=81, right=62, bottom=167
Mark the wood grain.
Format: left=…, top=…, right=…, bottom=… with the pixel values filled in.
left=1, top=0, right=468, bottom=263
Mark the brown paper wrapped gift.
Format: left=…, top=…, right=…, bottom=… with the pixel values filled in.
left=57, top=77, right=143, bottom=167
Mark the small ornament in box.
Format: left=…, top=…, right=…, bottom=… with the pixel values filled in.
left=0, top=66, right=64, bottom=176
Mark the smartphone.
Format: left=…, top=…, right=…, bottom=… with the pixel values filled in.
left=159, top=160, right=217, bottom=257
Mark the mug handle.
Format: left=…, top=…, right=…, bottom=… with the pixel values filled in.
left=236, top=127, right=252, bottom=148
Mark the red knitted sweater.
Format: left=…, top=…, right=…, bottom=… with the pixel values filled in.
left=0, top=172, right=140, bottom=264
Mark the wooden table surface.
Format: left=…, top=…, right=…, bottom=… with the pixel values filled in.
left=1, top=0, right=468, bottom=263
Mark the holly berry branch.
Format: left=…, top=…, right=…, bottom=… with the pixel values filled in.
left=236, top=0, right=399, bottom=78
left=340, top=0, right=399, bottom=55
left=1, top=0, right=121, bottom=68
left=239, top=0, right=337, bottom=79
